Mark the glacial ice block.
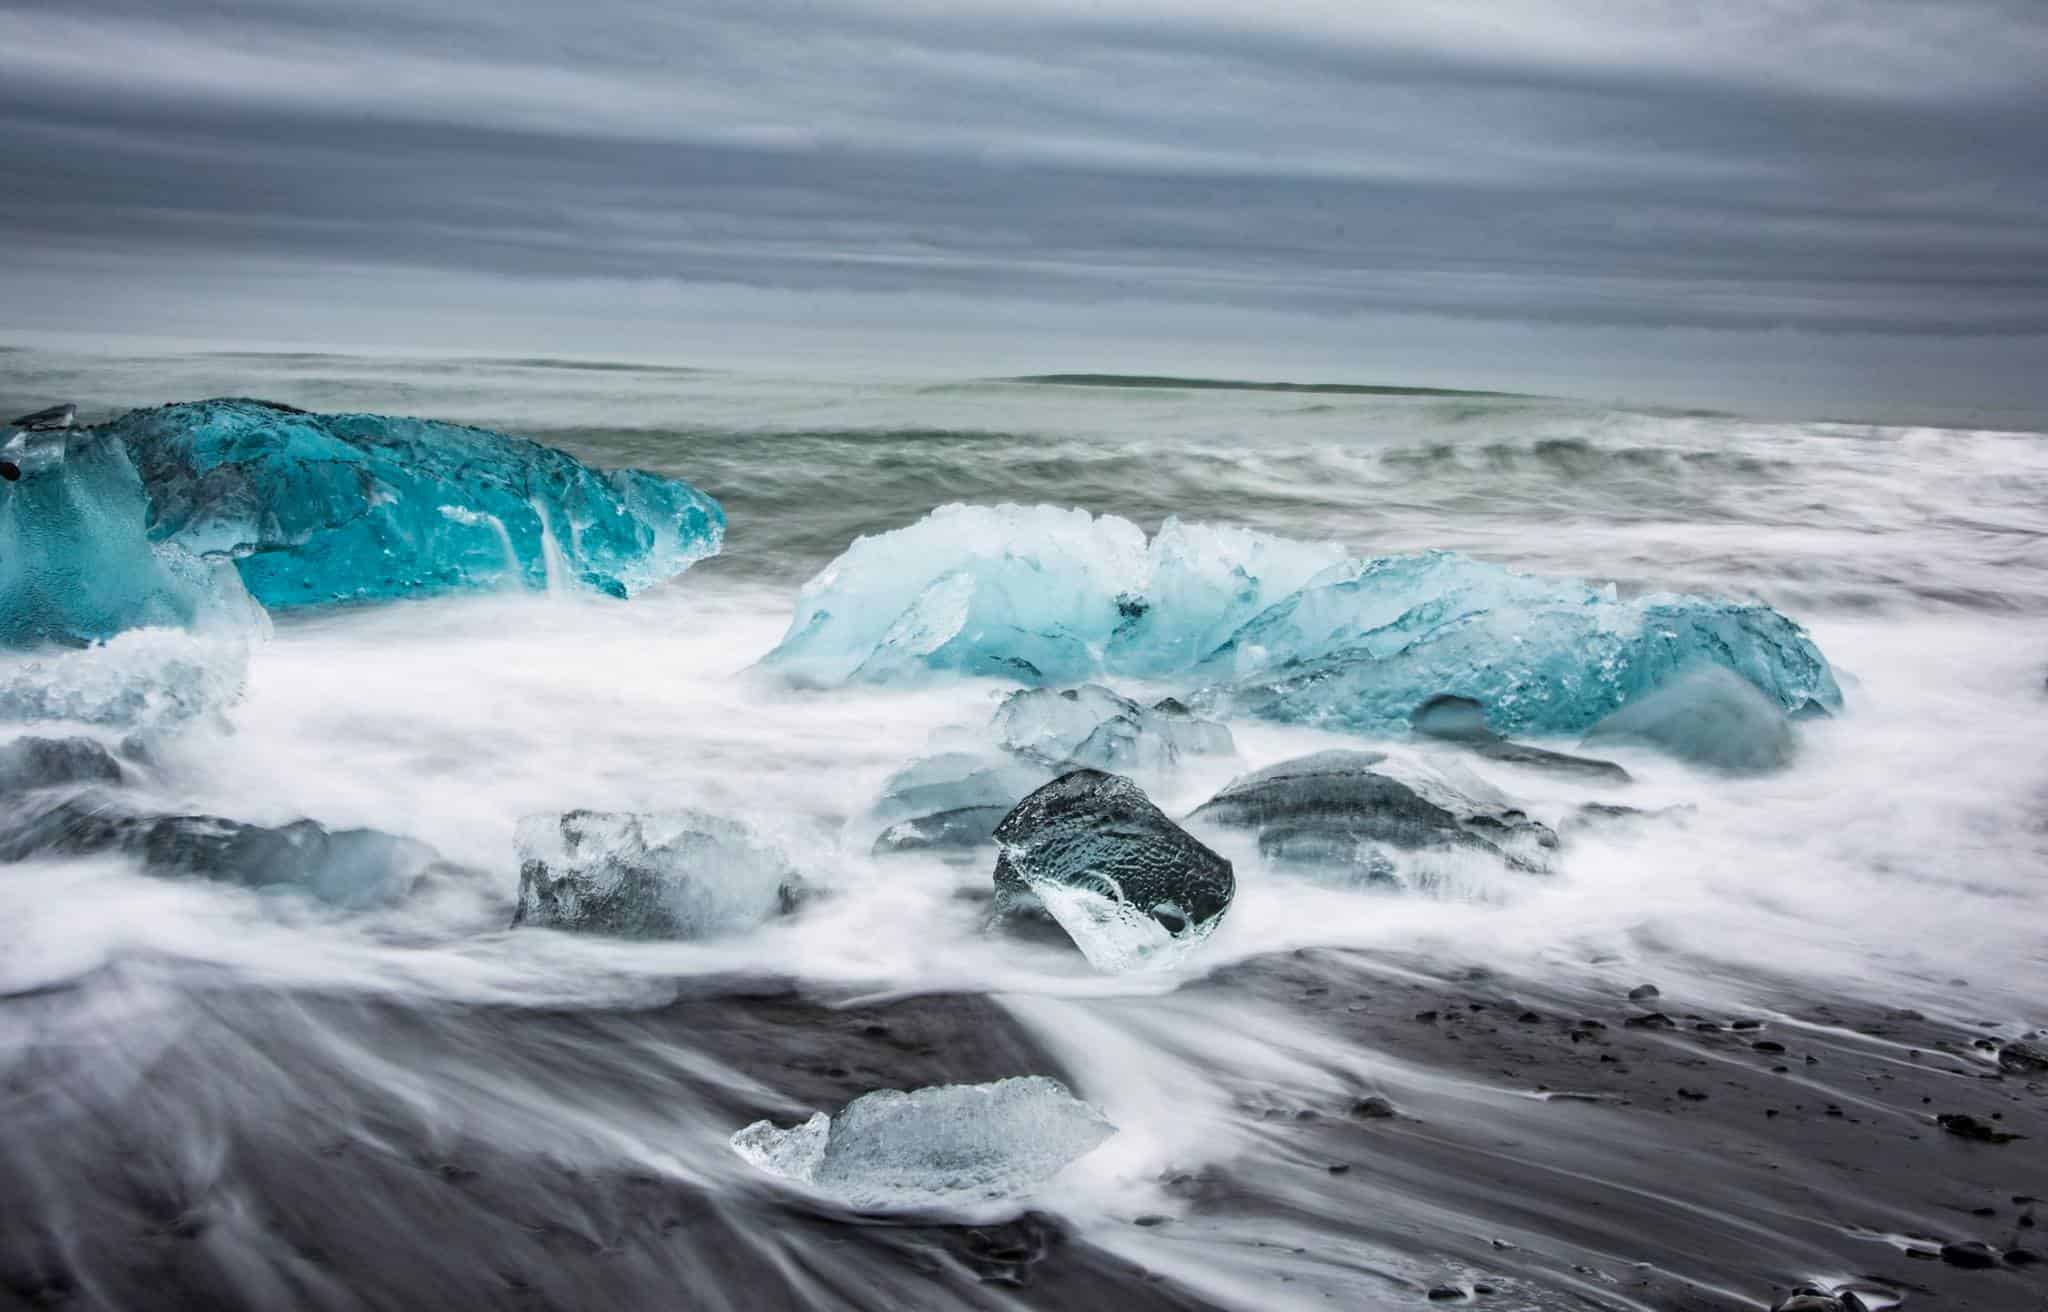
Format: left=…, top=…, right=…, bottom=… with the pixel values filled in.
left=1201, top=553, right=1840, bottom=735
left=514, top=809, right=802, bottom=939
left=0, top=422, right=260, bottom=648
left=869, top=752, right=1053, bottom=856
left=730, top=1075, right=1114, bottom=1210
left=766, top=504, right=1151, bottom=687
left=1187, top=750, right=1555, bottom=889
left=760, top=506, right=1838, bottom=738
left=992, top=685, right=1233, bottom=776
left=0, top=793, right=436, bottom=907
left=992, top=770, right=1235, bottom=972
left=104, top=399, right=724, bottom=609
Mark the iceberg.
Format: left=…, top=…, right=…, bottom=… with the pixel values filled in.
left=761, top=506, right=1839, bottom=737
left=1205, top=552, right=1840, bottom=735
left=513, top=809, right=803, bottom=939
left=730, top=1075, right=1115, bottom=1210
left=991, top=685, right=1233, bottom=775
left=0, top=793, right=436, bottom=907
left=1, top=417, right=259, bottom=648
left=1187, top=750, right=1556, bottom=889
left=992, top=770, right=1235, bottom=972
left=104, top=398, right=723, bottom=609
left=766, top=505, right=1151, bottom=687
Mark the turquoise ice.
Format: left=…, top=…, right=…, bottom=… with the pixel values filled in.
left=0, top=421, right=256, bottom=648
left=108, top=398, right=724, bottom=609
left=763, top=504, right=1841, bottom=735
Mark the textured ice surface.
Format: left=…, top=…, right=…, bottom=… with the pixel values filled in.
left=869, top=752, right=1052, bottom=855
left=105, top=399, right=723, bottom=609
left=0, top=629, right=255, bottom=730
left=766, top=504, right=1152, bottom=686
left=992, top=685, right=1233, bottom=776
left=0, top=794, right=435, bottom=906
left=993, top=770, right=1234, bottom=972
left=1582, top=665, right=1797, bottom=773
left=1189, top=750, right=1556, bottom=889
left=1202, top=552, right=1839, bottom=734
left=730, top=1075, right=1115, bottom=1210
left=0, top=424, right=260, bottom=647
left=763, top=506, right=1838, bottom=736
left=514, top=809, right=802, bottom=939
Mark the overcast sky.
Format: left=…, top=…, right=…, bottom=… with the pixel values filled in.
left=3, top=0, right=2044, bottom=420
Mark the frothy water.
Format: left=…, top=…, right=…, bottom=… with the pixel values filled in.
left=2, top=346, right=2044, bottom=1310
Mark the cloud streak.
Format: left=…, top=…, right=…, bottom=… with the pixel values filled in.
left=1, top=0, right=2044, bottom=411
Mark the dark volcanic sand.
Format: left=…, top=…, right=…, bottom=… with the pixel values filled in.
left=1, top=951, right=2041, bottom=1311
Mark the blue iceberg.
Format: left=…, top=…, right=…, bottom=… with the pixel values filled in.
left=1203, top=552, right=1841, bottom=735
left=763, top=505, right=1841, bottom=736
left=1, top=418, right=258, bottom=648
left=106, top=399, right=723, bottom=609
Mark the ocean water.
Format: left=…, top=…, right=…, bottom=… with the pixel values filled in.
left=3, top=346, right=2045, bottom=1310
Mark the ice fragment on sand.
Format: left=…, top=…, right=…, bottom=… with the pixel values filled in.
left=1581, top=665, right=1796, bottom=773
left=1188, top=750, right=1556, bottom=889
left=730, top=1075, right=1114, bottom=1209
left=104, top=398, right=723, bottom=609
left=0, top=794, right=435, bottom=907
left=514, top=809, right=802, bottom=939
left=869, top=751, right=1053, bottom=855
left=992, top=684, right=1232, bottom=775
left=992, top=770, right=1234, bottom=972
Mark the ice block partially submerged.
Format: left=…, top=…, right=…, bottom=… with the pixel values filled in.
left=106, top=398, right=723, bottom=609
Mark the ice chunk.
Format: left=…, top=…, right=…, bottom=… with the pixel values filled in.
left=513, top=809, right=802, bottom=939
left=0, top=737, right=123, bottom=796
left=1205, top=552, right=1839, bottom=735
left=730, top=1075, right=1115, bottom=1210
left=0, top=629, right=254, bottom=730
left=766, top=506, right=1340, bottom=687
left=992, top=770, right=1234, bottom=972
left=766, top=504, right=1150, bottom=687
left=0, top=794, right=435, bottom=906
left=1581, top=665, right=1797, bottom=773
left=1411, top=694, right=1629, bottom=782
left=1188, top=750, right=1556, bottom=889
left=104, top=398, right=723, bottom=609
left=1103, top=517, right=1348, bottom=677
left=0, top=423, right=260, bottom=648
left=992, top=685, right=1233, bottom=777
left=869, top=752, right=1054, bottom=856
left=761, top=508, right=1838, bottom=739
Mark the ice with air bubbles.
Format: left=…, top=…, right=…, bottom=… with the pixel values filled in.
left=730, top=1076, right=1115, bottom=1210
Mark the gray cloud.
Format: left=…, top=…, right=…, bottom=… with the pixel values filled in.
left=1, top=0, right=2044, bottom=414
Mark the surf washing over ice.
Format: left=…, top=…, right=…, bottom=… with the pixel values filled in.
left=4, top=356, right=2043, bottom=1312
left=764, top=502, right=1841, bottom=735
